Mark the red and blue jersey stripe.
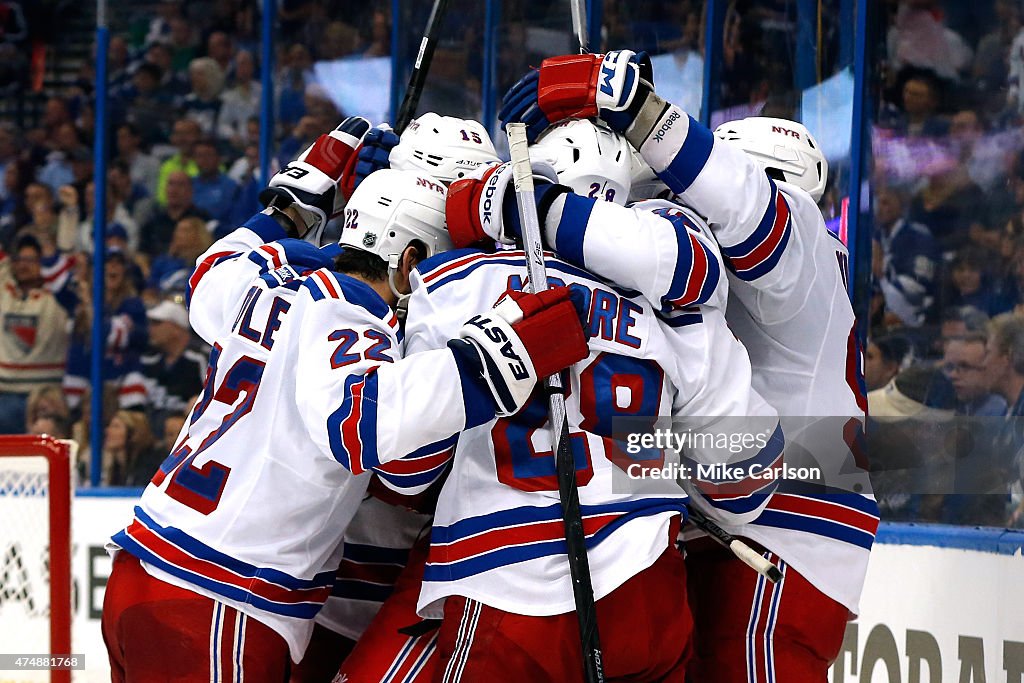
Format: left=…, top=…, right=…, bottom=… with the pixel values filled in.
left=653, top=209, right=721, bottom=310
left=719, top=179, right=792, bottom=282
left=113, top=506, right=334, bottom=618
left=751, top=492, right=879, bottom=550
left=423, top=498, right=686, bottom=583
left=374, top=435, right=457, bottom=495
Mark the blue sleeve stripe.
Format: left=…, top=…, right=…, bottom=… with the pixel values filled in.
left=375, top=462, right=449, bottom=491
left=326, top=374, right=363, bottom=470
left=704, top=491, right=773, bottom=515
left=447, top=342, right=497, bottom=429
left=662, top=215, right=694, bottom=304
left=720, top=180, right=780, bottom=257
left=241, top=213, right=289, bottom=243
left=728, top=221, right=791, bottom=282
left=696, top=241, right=721, bottom=302
left=553, top=194, right=596, bottom=269
left=658, top=115, right=714, bottom=194
left=356, top=372, right=381, bottom=471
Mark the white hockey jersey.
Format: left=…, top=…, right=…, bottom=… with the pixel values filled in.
left=556, top=109, right=879, bottom=614
left=111, top=214, right=496, bottom=660
left=404, top=246, right=783, bottom=619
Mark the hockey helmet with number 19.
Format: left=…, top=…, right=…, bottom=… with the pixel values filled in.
left=714, top=117, right=828, bottom=202
left=532, top=118, right=632, bottom=206
left=389, top=113, right=501, bottom=184
left=338, top=168, right=452, bottom=300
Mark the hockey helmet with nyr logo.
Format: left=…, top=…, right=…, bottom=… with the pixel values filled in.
left=389, top=113, right=501, bottom=184
left=714, top=117, right=828, bottom=202
left=531, top=118, right=632, bottom=205
left=338, top=169, right=451, bottom=299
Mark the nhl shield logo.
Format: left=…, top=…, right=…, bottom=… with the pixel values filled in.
left=362, top=232, right=376, bottom=248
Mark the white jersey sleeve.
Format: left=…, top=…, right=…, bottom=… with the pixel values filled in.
left=187, top=212, right=330, bottom=344
left=294, top=268, right=499, bottom=497
left=535, top=192, right=726, bottom=312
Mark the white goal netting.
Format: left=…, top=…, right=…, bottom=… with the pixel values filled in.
left=0, top=443, right=72, bottom=683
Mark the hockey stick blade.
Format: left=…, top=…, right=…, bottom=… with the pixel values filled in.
left=507, top=122, right=605, bottom=683
left=395, top=0, right=450, bottom=133
left=688, top=507, right=783, bottom=583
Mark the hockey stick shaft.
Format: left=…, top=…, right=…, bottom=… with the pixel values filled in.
left=506, top=122, right=605, bottom=683
left=687, top=507, right=783, bottom=583
left=570, top=0, right=588, bottom=53
left=395, top=0, right=450, bottom=133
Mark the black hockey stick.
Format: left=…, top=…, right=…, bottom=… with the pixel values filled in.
left=394, top=0, right=450, bottom=133
left=506, top=122, right=605, bottom=683
left=688, top=507, right=783, bottom=583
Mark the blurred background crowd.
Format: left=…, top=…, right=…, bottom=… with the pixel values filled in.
left=1, top=0, right=1023, bottom=527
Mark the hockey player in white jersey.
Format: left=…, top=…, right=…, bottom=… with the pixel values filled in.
left=101, top=124, right=589, bottom=682
left=384, top=124, right=787, bottom=682
left=500, top=49, right=878, bottom=681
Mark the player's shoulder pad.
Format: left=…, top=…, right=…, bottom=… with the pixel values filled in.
left=247, top=238, right=336, bottom=273
left=301, top=267, right=401, bottom=333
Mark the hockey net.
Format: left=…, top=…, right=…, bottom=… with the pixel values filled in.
left=0, top=436, right=74, bottom=683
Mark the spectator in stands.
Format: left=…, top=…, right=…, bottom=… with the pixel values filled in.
left=140, top=300, right=207, bottom=422
left=321, top=21, right=361, bottom=60
left=0, top=123, right=18, bottom=203
left=29, top=413, right=70, bottom=439
left=40, top=97, right=73, bottom=142
left=64, top=252, right=148, bottom=413
left=875, top=186, right=940, bottom=326
left=146, top=216, right=211, bottom=298
left=181, top=57, right=225, bottom=136
left=943, top=332, right=1008, bottom=416
left=881, top=72, right=949, bottom=137
left=887, top=0, right=973, bottom=82
left=79, top=180, right=139, bottom=255
left=36, top=123, right=82, bottom=193
left=866, top=333, right=911, bottom=391
left=944, top=246, right=1013, bottom=316
left=108, top=160, right=155, bottom=230
left=122, top=63, right=177, bottom=149
left=974, top=0, right=1020, bottom=108
left=157, top=410, right=187, bottom=451
left=24, top=385, right=70, bottom=434
left=939, top=305, right=991, bottom=348
left=20, top=182, right=60, bottom=245
left=141, top=170, right=209, bottom=257
left=191, top=138, right=238, bottom=228
left=101, top=409, right=159, bottom=486
left=144, top=41, right=189, bottom=101
left=115, top=123, right=161, bottom=200
left=205, top=30, right=235, bottom=82
left=156, top=118, right=201, bottom=206
left=144, top=0, right=181, bottom=48
left=277, top=43, right=314, bottom=130
left=217, top=49, right=261, bottom=149
left=0, top=235, right=70, bottom=434
left=0, top=158, right=29, bottom=245
left=168, top=17, right=198, bottom=75
left=107, top=34, right=133, bottom=95
left=227, top=140, right=263, bottom=221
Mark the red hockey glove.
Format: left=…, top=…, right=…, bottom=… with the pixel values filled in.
left=499, top=50, right=654, bottom=143
left=445, top=160, right=558, bottom=248
left=449, top=285, right=589, bottom=416
left=260, top=116, right=370, bottom=244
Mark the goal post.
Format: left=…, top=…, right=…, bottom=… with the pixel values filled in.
left=0, top=435, right=74, bottom=683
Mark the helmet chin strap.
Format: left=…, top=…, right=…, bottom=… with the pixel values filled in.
left=387, top=253, right=411, bottom=320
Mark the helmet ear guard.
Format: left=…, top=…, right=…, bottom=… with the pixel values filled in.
left=532, top=118, right=633, bottom=206
left=713, top=117, right=828, bottom=202
left=390, top=113, right=501, bottom=184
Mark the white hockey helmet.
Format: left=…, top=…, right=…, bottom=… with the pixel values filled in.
left=628, top=147, right=678, bottom=203
left=389, top=113, right=500, bottom=184
left=532, top=118, right=632, bottom=206
left=338, top=169, right=451, bottom=298
left=713, top=117, right=828, bottom=202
